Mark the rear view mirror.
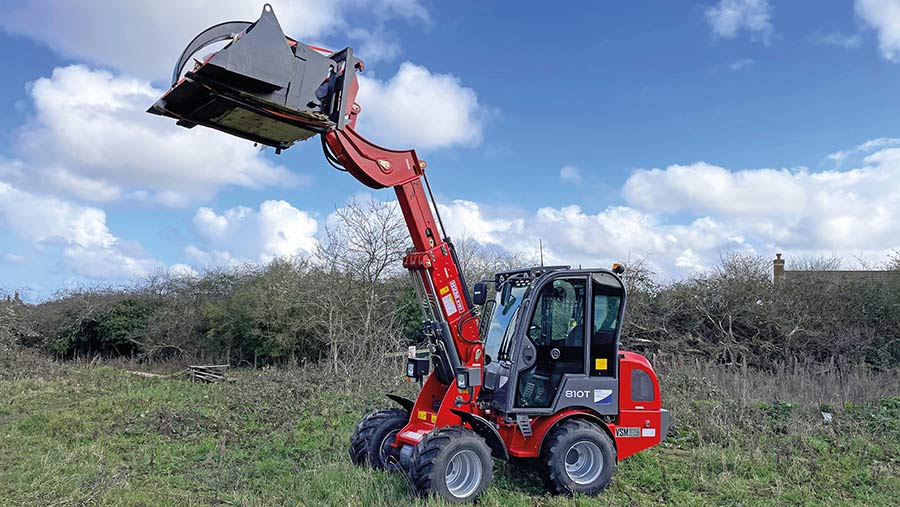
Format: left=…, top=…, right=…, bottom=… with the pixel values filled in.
left=472, top=282, right=488, bottom=306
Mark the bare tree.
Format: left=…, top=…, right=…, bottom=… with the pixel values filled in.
left=314, top=197, right=411, bottom=372
left=886, top=250, right=900, bottom=271
left=452, top=237, right=532, bottom=286
left=0, top=289, right=17, bottom=354
left=787, top=255, right=843, bottom=271
left=317, top=197, right=409, bottom=283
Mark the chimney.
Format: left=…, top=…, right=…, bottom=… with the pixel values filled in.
left=773, top=253, right=785, bottom=285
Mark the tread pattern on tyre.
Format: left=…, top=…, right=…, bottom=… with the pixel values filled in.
left=409, top=426, right=492, bottom=502
left=349, top=408, right=408, bottom=468
left=541, top=418, right=617, bottom=495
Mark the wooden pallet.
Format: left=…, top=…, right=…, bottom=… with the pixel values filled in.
left=188, top=364, right=231, bottom=383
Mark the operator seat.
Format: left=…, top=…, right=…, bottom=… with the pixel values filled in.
left=546, top=322, right=584, bottom=389
left=565, top=324, right=583, bottom=346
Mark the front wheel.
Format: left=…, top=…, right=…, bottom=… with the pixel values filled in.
left=410, top=426, right=493, bottom=503
left=541, top=419, right=617, bottom=495
left=349, top=408, right=409, bottom=470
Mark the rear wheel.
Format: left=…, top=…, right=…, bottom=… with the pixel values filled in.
left=541, top=419, right=616, bottom=496
left=410, top=426, right=493, bottom=503
left=349, top=408, right=409, bottom=470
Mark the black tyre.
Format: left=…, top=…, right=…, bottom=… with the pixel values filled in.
left=410, top=426, right=493, bottom=503
left=541, top=419, right=617, bottom=496
left=349, top=408, right=409, bottom=470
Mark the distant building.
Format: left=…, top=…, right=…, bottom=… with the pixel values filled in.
left=773, top=253, right=900, bottom=286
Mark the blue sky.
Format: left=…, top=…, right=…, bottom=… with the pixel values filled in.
left=1, top=0, right=899, bottom=299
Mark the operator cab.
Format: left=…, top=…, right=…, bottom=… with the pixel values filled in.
left=477, top=267, right=625, bottom=418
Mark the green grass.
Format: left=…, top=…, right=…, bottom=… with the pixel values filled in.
left=0, top=365, right=898, bottom=506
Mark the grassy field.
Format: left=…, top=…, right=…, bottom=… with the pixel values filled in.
left=0, top=359, right=898, bottom=507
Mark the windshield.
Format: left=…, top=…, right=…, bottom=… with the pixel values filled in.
left=483, top=283, right=528, bottom=362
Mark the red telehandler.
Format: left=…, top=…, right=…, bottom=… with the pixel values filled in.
left=148, top=5, right=668, bottom=502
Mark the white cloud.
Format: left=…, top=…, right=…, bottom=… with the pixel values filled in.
left=5, top=59, right=484, bottom=210
left=674, top=249, right=705, bottom=272
left=435, top=199, right=743, bottom=276
left=0, top=0, right=427, bottom=81
left=623, top=162, right=807, bottom=216
left=12, top=65, right=299, bottom=206
left=356, top=62, right=485, bottom=149
left=348, top=28, right=402, bottom=65
left=1, top=253, right=27, bottom=265
left=825, top=137, right=900, bottom=167
left=809, top=31, right=863, bottom=49
left=367, top=0, right=430, bottom=23
left=621, top=152, right=900, bottom=254
left=855, top=0, right=900, bottom=62
left=437, top=200, right=524, bottom=245
left=728, top=58, right=755, bottom=71
left=190, top=200, right=319, bottom=264
left=529, top=205, right=672, bottom=262
left=0, top=181, right=159, bottom=279
left=431, top=140, right=900, bottom=276
left=705, top=0, right=773, bottom=44
left=168, top=263, right=199, bottom=278
left=184, top=245, right=238, bottom=267
left=559, top=165, right=582, bottom=183
left=174, top=135, right=900, bottom=278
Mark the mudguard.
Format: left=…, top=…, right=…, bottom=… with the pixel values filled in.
left=386, top=394, right=415, bottom=413
left=450, top=409, right=509, bottom=460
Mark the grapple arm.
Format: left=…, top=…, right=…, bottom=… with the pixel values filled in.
left=169, top=21, right=253, bottom=88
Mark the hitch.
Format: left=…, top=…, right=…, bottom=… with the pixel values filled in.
left=147, top=4, right=362, bottom=151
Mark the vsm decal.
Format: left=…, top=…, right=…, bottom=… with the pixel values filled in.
left=593, top=389, right=613, bottom=405
left=615, top=427, right=640, bottom=438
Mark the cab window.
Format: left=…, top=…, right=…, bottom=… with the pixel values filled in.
left=590, top=273, right=623, bottom=377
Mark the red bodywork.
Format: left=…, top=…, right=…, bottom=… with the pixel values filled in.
left=473, top=352, right=663, bottom=460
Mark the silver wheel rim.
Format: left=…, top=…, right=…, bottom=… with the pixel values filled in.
left=378, top=430, right=399, bottom=466
left=565, top=440, right=603, bottom=485
left=445, top=449, right=483, bottom=498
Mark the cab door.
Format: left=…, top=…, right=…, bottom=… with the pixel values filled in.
left=543, top=272, right=624, bottom=416
left=512, top=276, right=588, bottom=410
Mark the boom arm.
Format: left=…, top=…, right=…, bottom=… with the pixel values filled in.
left=323, top=105, right=483, bottom=374
left=321, top=79, right=486, bottom=449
